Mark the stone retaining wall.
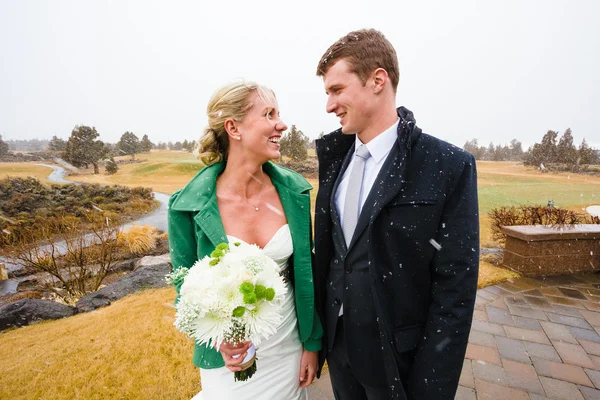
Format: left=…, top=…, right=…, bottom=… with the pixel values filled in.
left=501, top=224, right=600, bottom=276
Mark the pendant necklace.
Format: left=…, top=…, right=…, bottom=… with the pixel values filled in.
left=233, top=185, right=264, bottom=212
left=237, top=191, right=261, bottom=211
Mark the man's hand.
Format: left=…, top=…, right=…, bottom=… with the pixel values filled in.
left=299, top=349, right=318, bottom=387
left=219, top=341, right=253, bottom=372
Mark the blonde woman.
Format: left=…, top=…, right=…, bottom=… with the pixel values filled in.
left=168, top=81, right=322, bottom=399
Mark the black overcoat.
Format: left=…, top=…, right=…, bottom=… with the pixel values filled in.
left=314, top=107, right=479, bottom=399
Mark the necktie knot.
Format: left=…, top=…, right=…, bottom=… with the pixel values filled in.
left=355, top=144, right=370, bottom=161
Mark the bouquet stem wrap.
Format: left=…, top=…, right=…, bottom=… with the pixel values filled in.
left=233, top=343, right=257, bottom=381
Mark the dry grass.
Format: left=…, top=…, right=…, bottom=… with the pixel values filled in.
left=477, top=261, right=521, bottom=289
left=65, top=151, right=202, bottom=194
left=0, top=163, right=55, bottom=183
left=117, top=225, right=160, bottom=255
left=0, top=288, right=199, bottom=400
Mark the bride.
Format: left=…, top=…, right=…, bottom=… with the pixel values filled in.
left=167, top=80, right=323, bottom=399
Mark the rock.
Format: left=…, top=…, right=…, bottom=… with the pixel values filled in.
left=76, top=253, right=171, bottom=313
left=8, top=266, right=35, bottom=279
left=134, top=253, right=171, bottom=269
left=480, top=247, right=504, bottom=256
left=0, top=298, right=77, bottom=331
left=16, top=275, right=42, bottom=291
left=113, top=259, right=136, bottom=272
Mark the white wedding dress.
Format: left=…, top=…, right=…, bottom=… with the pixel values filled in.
left=193, top=224, right=307, bottom=400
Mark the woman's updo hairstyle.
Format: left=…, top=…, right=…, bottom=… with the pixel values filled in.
left=197, top=80, right=275, bottom=166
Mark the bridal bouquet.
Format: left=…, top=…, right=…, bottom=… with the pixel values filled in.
left=166, top=241, right=287, bottom=381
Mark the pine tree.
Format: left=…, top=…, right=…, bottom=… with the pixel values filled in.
left=578, top=138, right=599, bottom=165
left=508, top=139, right=524, bottom=161
left=463, top=139, right=485, bottom=160
left=117, top=131, right=141, bottom=160
left=556, top=128, right=578, bottom=165
left=279, top=125, right=308, bottom=161
left=48, top=135, right=67, bottom=152
left=63, top=125, right=106, bottom=174
left=140, top=134, right=153, bottom=153
left=524, top=130, right=558, bottom=166
left=0, top=134, right=8, bottom=157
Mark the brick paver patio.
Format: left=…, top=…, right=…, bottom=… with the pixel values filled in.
left=307, top=273, right=600, bottom=400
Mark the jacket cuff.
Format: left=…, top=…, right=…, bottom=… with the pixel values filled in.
left=303, top=337, right=322, bottom=352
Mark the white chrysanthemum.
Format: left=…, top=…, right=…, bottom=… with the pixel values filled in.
left=172, top=241, right=287, bottom=348
left=244, top=301, right=284, bottom=346
left=192, top=311, right=234, bottom=348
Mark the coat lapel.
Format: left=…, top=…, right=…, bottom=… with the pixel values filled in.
left=263, top=162, right=312, bottom=253
left=347, top=117, right=413, bottom=252
left=169, top=162, right=228, bottom=248
left=193, top=201, right=228, bottom=248
left=276, top=182, right=310, bottom=255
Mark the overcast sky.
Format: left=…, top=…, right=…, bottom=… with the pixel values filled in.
left=1, top=0, right=599, bottom=149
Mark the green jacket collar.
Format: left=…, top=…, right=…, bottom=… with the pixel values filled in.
left=169, top=161, right=312, bottom=212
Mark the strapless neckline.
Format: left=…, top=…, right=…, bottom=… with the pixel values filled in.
left=227, top=224, right=290, bottom=250
left=227, top=224, right=293, bottom=264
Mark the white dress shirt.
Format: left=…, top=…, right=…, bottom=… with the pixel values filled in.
left=334, top=120, right=398, bottom=317
left=335, top=119, right=400, bottom=227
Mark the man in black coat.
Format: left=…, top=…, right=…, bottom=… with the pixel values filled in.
left=313, top=29, right=479, bottom=400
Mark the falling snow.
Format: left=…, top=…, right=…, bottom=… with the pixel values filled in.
left=429, top=239, right=442, bottom=251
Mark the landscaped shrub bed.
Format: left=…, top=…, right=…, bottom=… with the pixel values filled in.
left=0, top=177, right=158, bottom=247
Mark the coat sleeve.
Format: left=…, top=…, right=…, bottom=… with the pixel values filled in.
left=304, top=202, right=324, bottom=353
left=167, top=189, right=197, bottom=298
left=303, top=310, right=324, bottom=352
left=407, top=154, right=479, bottom=400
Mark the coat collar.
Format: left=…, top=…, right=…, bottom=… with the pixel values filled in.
left=315, top=106, right=422, bottom=161
left=169, top=160, right=312, bottom=212
left=169, top=160, right=312, bottom=249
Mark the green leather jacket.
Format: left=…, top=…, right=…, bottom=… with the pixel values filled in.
left=167, top=161, right=323, bottom=369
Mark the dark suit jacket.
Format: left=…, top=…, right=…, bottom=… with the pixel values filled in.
left=314, top=107, right=479, bottom=400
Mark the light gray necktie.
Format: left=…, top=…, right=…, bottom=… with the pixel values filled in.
left=342, top=144, right=371, bottom=246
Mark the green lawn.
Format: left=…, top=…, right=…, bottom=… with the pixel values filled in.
left=478, top=172, right=598, bottom=215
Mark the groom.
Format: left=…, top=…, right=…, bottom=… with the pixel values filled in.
left=313, top=29, right=479, bottom=400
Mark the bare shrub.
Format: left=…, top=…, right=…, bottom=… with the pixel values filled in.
left=488, top=205, right=597, bottom=244
left=5, top=212, right=122, bottom=304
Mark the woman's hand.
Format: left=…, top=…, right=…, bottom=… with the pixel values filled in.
left=299, top=349, right=318, bottom=387
left=219, top=341, right=253, bottom=372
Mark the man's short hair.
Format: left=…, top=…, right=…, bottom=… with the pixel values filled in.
left=316, top=29, right=399, bottom=92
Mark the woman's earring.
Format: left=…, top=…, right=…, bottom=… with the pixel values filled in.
left=236, top=136, right=241, bottom=141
